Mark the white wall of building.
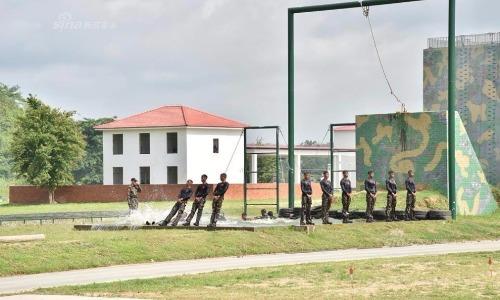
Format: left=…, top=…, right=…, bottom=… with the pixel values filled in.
left=186, top=128, right=244, bottom=184
left=102, top=128, right=187, bottom=185
left=102, top=127, right=244, bottom=185
left=333, top=130, right=355, bottom=149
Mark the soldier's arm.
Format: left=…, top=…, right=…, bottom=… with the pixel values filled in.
left=320, top=181, right=328, bottom=194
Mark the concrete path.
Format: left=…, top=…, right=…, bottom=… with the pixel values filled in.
left=0, top=295, right=141, bottom=300
left=1, top=240, right=499, bottom=295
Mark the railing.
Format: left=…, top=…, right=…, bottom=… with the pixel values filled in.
left=428, top=32, right=500, bottom=48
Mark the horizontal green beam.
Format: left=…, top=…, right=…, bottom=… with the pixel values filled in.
left=289, top=0, right=423, bottom=14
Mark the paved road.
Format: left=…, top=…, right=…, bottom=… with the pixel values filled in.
left=1, top=240, right=499, bottom=295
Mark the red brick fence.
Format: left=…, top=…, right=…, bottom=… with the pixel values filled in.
left=9, top=183, right=323, bottom=205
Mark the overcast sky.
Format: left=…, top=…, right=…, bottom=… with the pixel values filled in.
left=1, top=0, right=498, bottom=142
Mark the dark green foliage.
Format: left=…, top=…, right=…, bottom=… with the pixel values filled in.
left=73, top=118, right=114, bottom=184
left=492, top=185, right=500, bottom=206
left=9, top=95, right=85, bottom=202
left=0, top=83, right=24, bottom=179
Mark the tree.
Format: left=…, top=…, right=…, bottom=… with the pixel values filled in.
left=0, top=83, right=24, bottom=179
left=10, top=95, right=85, bottom=203
left=73, top=117, right=114, bottom=184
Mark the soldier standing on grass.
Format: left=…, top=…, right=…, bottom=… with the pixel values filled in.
left=385, top=170, right=398, bottom=222
left=183, top=174, right=209, bottom=227
left=300, top=172, right=314, bottom=226
left=320, top=171, right=333, bottom=224
left=340, top=171, right=353, bottom=223
left=364, top=170, right=377, bottom=223
left=405, top=170, right=417, bottom=221
left=127, top=178, right=141, bottom=211
left=207, top=173, right=229, bottom=228
left=160, top=180, right=193, bottom=227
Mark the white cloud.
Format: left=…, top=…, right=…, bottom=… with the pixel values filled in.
left=0, top=0, right=497, bottom=142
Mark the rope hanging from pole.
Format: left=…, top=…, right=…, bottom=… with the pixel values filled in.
left=360, top=2, right=407, bottom=113
left=224, top=129, right=244, bottom=173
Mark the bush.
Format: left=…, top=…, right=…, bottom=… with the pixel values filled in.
left=491, top=185, right=500, bottom=206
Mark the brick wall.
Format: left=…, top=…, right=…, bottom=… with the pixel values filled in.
left=9, top=183, right=323, bottom=205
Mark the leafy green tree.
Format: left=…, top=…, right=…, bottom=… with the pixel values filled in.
left=0, top=83, right=24, bottom=179
left=10, top=95, right=85, bottom=203
left=73, top=117, right=114, bottom=184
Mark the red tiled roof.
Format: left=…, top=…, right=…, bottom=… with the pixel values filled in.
left=333, top=125, right=355, bottom=131
left=95, top=105, right=248, bottom=129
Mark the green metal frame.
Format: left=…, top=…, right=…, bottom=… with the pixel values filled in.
left=287, top=0, right=457, bottom=219
left=243, top=126, right=280, bottom=215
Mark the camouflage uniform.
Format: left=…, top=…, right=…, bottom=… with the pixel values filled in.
left=364, top=178, right=377, bottom=222
left=184, top=183, right=209, bottom=226
left=320, top=178, right=333, bottom=224
left=208, top=181, right=229, bottom=227
left=405, top=177, right=417, bottom=220
left=162, top=187, right=193, bottom=226
left=340, top=178, right=352, bottom=223
left=127, top=184, right=141, bottom=211
left=385, top=178, right=398, bottom=221
left=300, top=179, right=313, bottom=225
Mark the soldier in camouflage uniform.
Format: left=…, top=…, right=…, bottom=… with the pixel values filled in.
left=364, top=170, right=377, bottom=223
left=300, top=172, right=314, bottom=226
left=207, top=173, right=229, bottom=228
left=160, top=180, right=193, bottom=226
left=183, top=174, right=209, bottom=226
left=385, top=170, right=398, bottom=222
left=340, top=170, right=353, bottom=223
left=127, top=178, right=141, bottom=211
left=405, top=170, right=417, bottom=221
left=320, top=171, right=333, bottom=224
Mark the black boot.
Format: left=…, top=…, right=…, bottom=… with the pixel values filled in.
left=343, top=218, right=353, bottom=224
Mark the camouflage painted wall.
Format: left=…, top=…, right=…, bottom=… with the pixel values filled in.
left=423, top=43, right=499, bottom=187
left=455, top=112, right=497, bottom=215
left=355, top=111, right=497, bottom=215
left=356, top=112, right=449, bottom=195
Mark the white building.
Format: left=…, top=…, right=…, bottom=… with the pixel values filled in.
left=96, top=105, right=247, bottom=185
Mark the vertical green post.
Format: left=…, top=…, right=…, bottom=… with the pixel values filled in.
left=448, top=0, right=457, bottom=220
left=288, top=9, right=295, bottom=209
left=329, top=124, right=334, bottom=180
left=243, top=128, right=248, bottom=215
left=275, top=127, right=280, bottom=212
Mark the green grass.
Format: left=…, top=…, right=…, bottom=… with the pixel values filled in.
left=0, top=189, right=448, bottom=216
left=0, top=210, right=498, bottom=277
left=34, top=251, right=500, bottom=299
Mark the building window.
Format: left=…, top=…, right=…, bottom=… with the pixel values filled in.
left=167, top=132, right=178, bottom=154
left=140, top=167, right=150, bottom=184
left=139, top=133, right=150, bottom=154
left=213, top=138, right=219, bottom=153
left=167, top=166, right=178, bottom=184
left=113, top=134, right=123, bottom=155
left=112, top=167, right=123, bottom=185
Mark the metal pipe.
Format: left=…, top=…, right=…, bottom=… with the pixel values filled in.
left=448, top=0, right=457, bottom=220
left=289, top=0, right=423, bottom=14
left=275, top=127, right=280, bottom=212
left=330, top=124, right=334, bottom=181
left=243, top=128, right=248, bottom=215
left=287, top=10, right=295, bottom=209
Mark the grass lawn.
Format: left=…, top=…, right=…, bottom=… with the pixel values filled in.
left=0, top=189, right=449, bottom=216
left=0, top=210, right=498, bottom=277
left=34, top=251, right=500, bottom=299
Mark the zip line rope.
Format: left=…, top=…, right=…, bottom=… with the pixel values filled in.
left=361, top=2, right=407, bottom=112
left=224, top=129, right=244, bottom=173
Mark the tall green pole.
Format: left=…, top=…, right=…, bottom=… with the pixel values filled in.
left=448, top=0, right=457, bottom=220
left=288, top=9, right=295, bottom=209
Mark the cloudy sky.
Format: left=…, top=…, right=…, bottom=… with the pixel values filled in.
left=0, top=0, right=498, bottom=142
